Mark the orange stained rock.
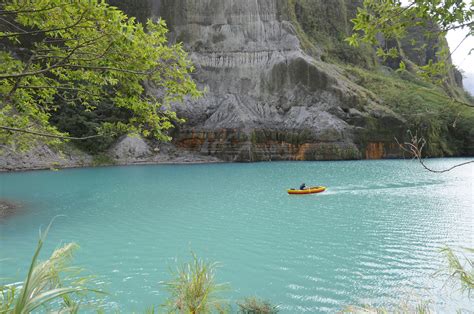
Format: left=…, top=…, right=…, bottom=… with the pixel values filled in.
left=365, top=142, right=385, bottom=159
left=177, top=133, right=205, bottom=149
left=295, top=143, right=312, bottom=161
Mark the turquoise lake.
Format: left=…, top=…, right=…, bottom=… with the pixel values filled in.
left=1, top=159, right=473, bottom=312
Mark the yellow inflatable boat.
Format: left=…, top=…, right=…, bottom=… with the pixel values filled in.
left=287, top=186, right=326, bottom=195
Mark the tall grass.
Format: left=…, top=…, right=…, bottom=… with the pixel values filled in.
left=440, top=247, right=474, bottom=297
left=0, top=223, right=98, bottom=313
left=162, top=254, right=228, bottom=314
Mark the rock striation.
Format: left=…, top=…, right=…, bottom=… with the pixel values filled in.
left=139, top=0, right=406, bottom=161
left=2, top=0, right=468, bottom=171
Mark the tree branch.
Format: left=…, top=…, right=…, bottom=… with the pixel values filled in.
left=16, top=85, right=100, bottom=96
left=0, top=64, right=60, bottom=79
left=445, top=34, right=470, bottom=63
left=63, top=65, right=152, bottom=75
left=0, top=126, right=103, bottom=140
left=6, top=53, right=36, bottom=102
left=0, top=3, right=70, bottom=16
left=0, top=63, right=151, bottom=79
left=0, top=9, right=88, bottom=39
left=443, top=21, right=474, bottom=32
left=0, top=16, right=27, bottom=32
left=396, top=132, right=474, bottom=173
left=0, top=32, right=106, bottom=79
left=33, top=38, right=115, bottom=63
left=32, top=34, right=111, bottom=63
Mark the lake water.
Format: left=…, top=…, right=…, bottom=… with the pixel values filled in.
left=1, top=159, right=473, bottom=312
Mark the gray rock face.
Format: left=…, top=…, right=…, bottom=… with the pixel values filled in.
left=143, top=0, right=404, bottom=161
left=107, top=135, right=221, bottom=165
left=109, top=135, right=222, bottom=165
left=0, top=144, right=93, bottom=171
left=0, top=136, right=222, bottom=171
left=109, top=135, right=152, bottom=162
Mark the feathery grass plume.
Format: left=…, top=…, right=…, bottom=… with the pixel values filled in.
left=237, top=297, right=279, bottom=314
left=162, top=253, right=228, bottom=314
left=0, top=221, right=101, bottom=313
left=440, top=246, right=474, bottom=297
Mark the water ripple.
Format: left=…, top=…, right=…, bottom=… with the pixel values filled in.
left=1, top=160, right=473, bottom=312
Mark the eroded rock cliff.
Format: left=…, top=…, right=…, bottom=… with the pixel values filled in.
left=114, top=0, right=408, bottom=161
left=2, top=0, right=471, bottom=171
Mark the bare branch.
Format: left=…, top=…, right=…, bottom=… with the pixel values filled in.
left=443, top=21, right=474, bottom=32
left=396, top=131, right=474, bottom=173
left=449, top=34, right=469, bottom=60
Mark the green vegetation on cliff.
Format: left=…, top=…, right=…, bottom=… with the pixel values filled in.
left=284, top=0, right=473, bottom=156
left=344, top=66, right=474, bottom=155
left=286, top=0, right=377, bottom=68
left=347, top=0, right=473, bottom=84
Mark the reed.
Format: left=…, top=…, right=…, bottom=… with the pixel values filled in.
left=0, top=223, right=99, bottom=313
left=440, top=246, right=474, bottom=297
left=162, top=253, right=228, bottom=314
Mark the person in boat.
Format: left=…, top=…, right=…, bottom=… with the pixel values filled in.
left=300, top=183, right=306, bottom=190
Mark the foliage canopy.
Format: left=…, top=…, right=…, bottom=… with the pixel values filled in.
left=347, top=0, right=473, bottom=82
left=0, top=0, right=200, bottom=149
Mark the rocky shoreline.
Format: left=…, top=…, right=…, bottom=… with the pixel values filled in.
left=0, top=135, right=223, bottom=172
